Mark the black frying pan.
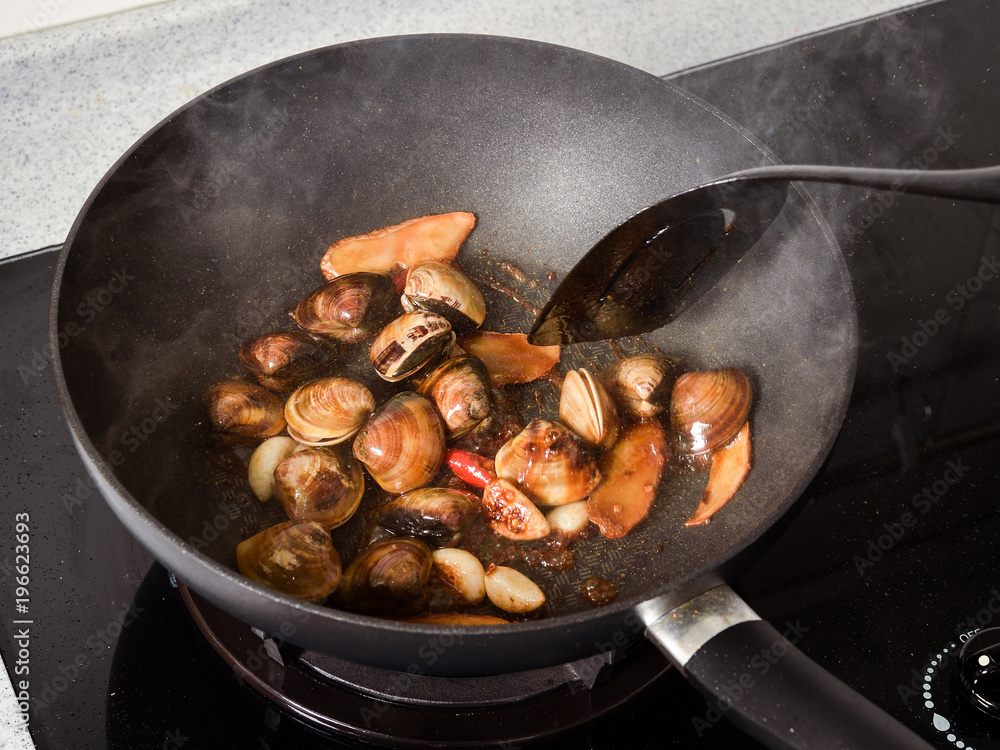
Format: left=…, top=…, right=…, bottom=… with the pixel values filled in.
left=51, top=35, right=930, bottom=749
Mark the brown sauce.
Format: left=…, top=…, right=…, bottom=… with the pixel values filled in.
left=580, top=576, right=619, bottom=606
left=459, top=518, right=577, bottom=571
left=499, top=260, right=528, bottom=283
left=482, top=277, right=542, bottom=317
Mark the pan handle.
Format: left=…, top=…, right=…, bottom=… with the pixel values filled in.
left=638, top=585, right=935, bottom=750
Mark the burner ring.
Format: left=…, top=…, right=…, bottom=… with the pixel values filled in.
left=178, top=581, right=670, bottom=747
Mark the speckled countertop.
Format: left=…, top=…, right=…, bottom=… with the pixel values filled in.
left=0, top=0, right=916, bottom=747
left=0, top=0, right=917, bottom=262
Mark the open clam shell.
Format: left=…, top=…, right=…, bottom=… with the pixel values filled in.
left=376, top=486, right=481, bottom=541
left=494, top=419, right=601, bottom=506
left=608, top=353, right=678, bottom=418
left=401, top=260, right=487, bottom=330
left=559, top=368, right=619, bottom=450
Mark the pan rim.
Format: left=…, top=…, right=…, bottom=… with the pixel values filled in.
left=49, top=32, right=858, bottom=658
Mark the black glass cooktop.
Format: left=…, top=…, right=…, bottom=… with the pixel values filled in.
left=3, top=0, right=1000, bottom=747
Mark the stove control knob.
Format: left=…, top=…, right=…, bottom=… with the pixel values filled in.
left=958, top=627, right=1000, bottom=718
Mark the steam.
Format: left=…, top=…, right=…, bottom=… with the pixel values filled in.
left=676, top=12, right=951, bottom=258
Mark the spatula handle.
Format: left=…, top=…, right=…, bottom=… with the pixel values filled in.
left=727, top=164, right=1000, bottom=203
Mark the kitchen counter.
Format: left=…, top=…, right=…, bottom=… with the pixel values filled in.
left=1, top=0, right=915, bottom=262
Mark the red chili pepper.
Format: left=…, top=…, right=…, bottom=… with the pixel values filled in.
left=445, top=449, right=496, bottom=489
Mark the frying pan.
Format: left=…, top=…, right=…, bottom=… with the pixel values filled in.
left=50, top=35, right=930, bottom=749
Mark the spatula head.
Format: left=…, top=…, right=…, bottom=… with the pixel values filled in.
left=528, top=178, right=790, bottom=344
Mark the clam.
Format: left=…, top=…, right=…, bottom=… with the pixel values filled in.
left=670, top=367, right=751, bottom=455
left=370, top=310, right=455, bottom=382
left=559, top=368, right=620, bottom=450
left=608, top=353, right=678, bottom=418
left=339, top=537, right=433, bottom=615
left=284, top=376, right=375, bottom=446
left=483, top=564, right=545, bottom=614
left=239, top=330, right=339, bottom=391
left=247, top=436, right=299, bottom=501
left=481, top=478, right=551, bottom=541
left=320, top=212, right=476, bottom=279
left=236, top=520, right=342, bottom=602
left=273, top=447, right=364, bottom=529
left=294, top=272, right=397, bottom=343
left=415, top=355, right=492, bottom=438
left=401, top=260, right=487, bottom=330
left=206, top=380, right=286, bottom=438
left=352, top=391, right=446, bottom=493
left=376, top=487, right=480, bottom=541
left=494, top=420, right=602, bottom=506
left=431, top=548, right=486, bottom=605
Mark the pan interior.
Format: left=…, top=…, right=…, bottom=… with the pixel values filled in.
left=55, top=36, right=855, bottom=632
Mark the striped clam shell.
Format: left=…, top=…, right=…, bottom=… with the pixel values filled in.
left=376, top=486, right=480, bottom=541
left=558, top=368, right=619, bottom=450
left=415, top=354, right=492, bottom=438
left=294, top=272, right=397, bottom=343
left=206, top=379, right=286, bottom=438
left=273, top=447, right=365, bottom=529
left=494, top=419, right=601, bottom=506
left=339, top=536, right=433, bottom=616
left=401, top=260, right=486, bottom=330
left=370, top=310, right=454, bottom=382
left=236, top=520, right=342, bottom=602
left=352, top=391, right=445, bottom=493
left=608, top=353, right=678, bottom=418
left=670, top=367, right=751, bottom=455
left=284, top=376, right=375, bottom=446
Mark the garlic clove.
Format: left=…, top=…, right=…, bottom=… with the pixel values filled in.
left=432, top=548, right=486, bottom=605
left=247, top=436, right=299, bottom=501
left=545, top=500, right=590, bottom=535
left=483, top=564, right=545, bottom=613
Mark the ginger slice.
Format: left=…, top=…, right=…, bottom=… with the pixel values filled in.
left=685, top=421, right=751, bottom=526
left=320, top=211, right=476, bottom=279
left=587, top=420, right=668, bottom=539
left=456, top=332, right=560, bottom=386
